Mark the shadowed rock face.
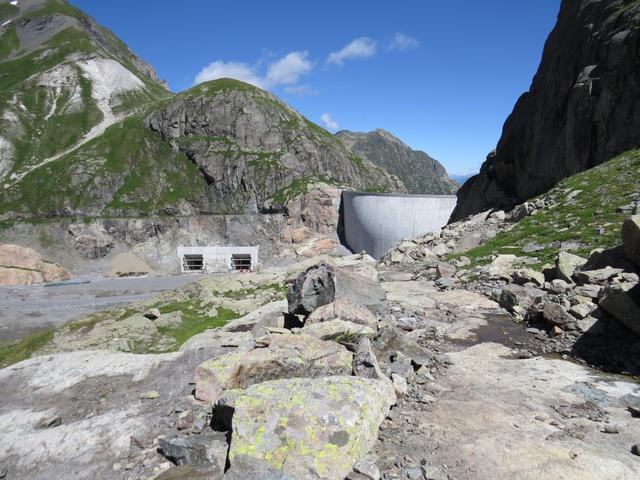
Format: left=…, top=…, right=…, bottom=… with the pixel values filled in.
left=336, top=129, right=459, bottom=195
left=452, top=0, right=640, bottom=221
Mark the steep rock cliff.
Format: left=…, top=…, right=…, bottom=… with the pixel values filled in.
left=452, top=0, right=640, bottom=221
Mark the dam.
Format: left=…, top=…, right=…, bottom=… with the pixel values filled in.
left=341, top=191, right=458, bottom=259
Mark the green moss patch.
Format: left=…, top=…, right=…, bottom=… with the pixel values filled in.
left=156, top=301, right=239, bottom=348
left=0, top=328, right=54, bottom=368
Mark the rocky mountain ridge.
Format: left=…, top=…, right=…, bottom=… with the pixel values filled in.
left=336, top=129, right=459, bottom=195
left=0, top=0, right=405, bottom=231
left=0, top=0, right=170, bottom=185
left=452, top=0, right=640, bottom=221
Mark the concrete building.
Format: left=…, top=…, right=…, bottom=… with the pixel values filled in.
left=177, top=246, right=259, bottom=273
left=341, top=191, right=457, bottom=259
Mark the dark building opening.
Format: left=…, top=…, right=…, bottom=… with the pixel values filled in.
left=231, top=254, right=252, bottom=271
left=183, top=254, right=204, bottom=271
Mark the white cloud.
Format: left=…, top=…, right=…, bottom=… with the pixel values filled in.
left=320, top=112, right=339, bottom=131
left=266, top=51, right=312, bottom=86
left=327, top=37, right=377, bottom=65
left=194, top=61, right=264, bottom=88
left=194, top=51, right=313, bottom=91
left=388, top=33, right=420, bottom=51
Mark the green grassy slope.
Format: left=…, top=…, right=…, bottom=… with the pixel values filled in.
left=0, top=0, right=170, bottom=180
left=454, top=150, right=640, bottom=268
left=0, top=115, right=209, bottom=218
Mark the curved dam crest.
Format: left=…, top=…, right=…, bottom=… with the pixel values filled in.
left=341, top=191, right=458, bottom=259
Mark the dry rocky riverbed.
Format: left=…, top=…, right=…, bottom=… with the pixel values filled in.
left=1, top=217, right=640, bottom=479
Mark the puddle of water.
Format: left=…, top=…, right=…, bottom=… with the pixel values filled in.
left=450, top=311, right=534, bottom=350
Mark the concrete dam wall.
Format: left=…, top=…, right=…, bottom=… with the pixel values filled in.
left=341, top=191, right=457, bottom=259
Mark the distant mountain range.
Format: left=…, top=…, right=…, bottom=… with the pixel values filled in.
left=450, top=173, right=475, bottom=186
left=336, top=129, right=459, bottom=195
left=0, top=0, right=461, bottom=226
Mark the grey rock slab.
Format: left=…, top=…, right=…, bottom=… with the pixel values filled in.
left=158, top=432, right=228, bottom=471
left=194, top=334, right=352, bottom=402
left=542, top=302, right=575, bottom=328
left=353, top=337, right=390, bottom=382
left=556, top=252, right=587, bottom=283
left=574, top=267, right=624, bottom=286
left=373, top=324, right=433, bottom=369
left=305, top=297, right=377, bottom=327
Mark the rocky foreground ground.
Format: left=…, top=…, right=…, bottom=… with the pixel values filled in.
left=1, top=212, right=640, bottom=479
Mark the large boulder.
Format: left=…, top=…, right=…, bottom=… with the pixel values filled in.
left=299, top=319, right=376, bottom=344
left=574, top=267, right=624, bottom=286
left=622, top=215, right=640, bottom=267
left=499, top=284, right=543, bottom=314
left=227, top=376, right=396, bottom=480
left=542, top=302, right=575, bottom=329
left=599, top=283, right=640, bottom=337
left=194, top=334, right=352, bottom=402
left=305, top=297, right=377, bottom=327
left=158, top=432, right=228, bottom=472
left=0, top=244, right=71, bottom=286
left=287, top=262, right=336, bottom=316
left=556, top=252, right=587, bottom=283
left=334, top=268, right=387, bottom=310
left=582, top=245, right=636, bottom=272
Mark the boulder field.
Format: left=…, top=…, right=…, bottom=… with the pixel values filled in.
left=1, top=229, right=640, bottom=479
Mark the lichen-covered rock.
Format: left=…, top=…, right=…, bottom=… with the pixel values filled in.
left=300, top=319, right=376, bottom=344
left=227, top=376, right=396, bottom=480
left=194, top=334, right=352, bottom=402
left=622, top=215, right=640, bottom=267
left=287, top=262, right=336, bottom=315
left=305, top=297, right=377, bottom=327
left=0, top=244, right=70, bottom=286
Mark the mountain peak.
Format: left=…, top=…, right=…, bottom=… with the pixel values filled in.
left=336, top=129, right=459, bottom=195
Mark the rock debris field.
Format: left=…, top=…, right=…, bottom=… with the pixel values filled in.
left=1, top=215, right=640, bottom=480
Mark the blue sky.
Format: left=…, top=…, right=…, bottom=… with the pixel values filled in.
left=71, top=0, right=561, bottom=175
